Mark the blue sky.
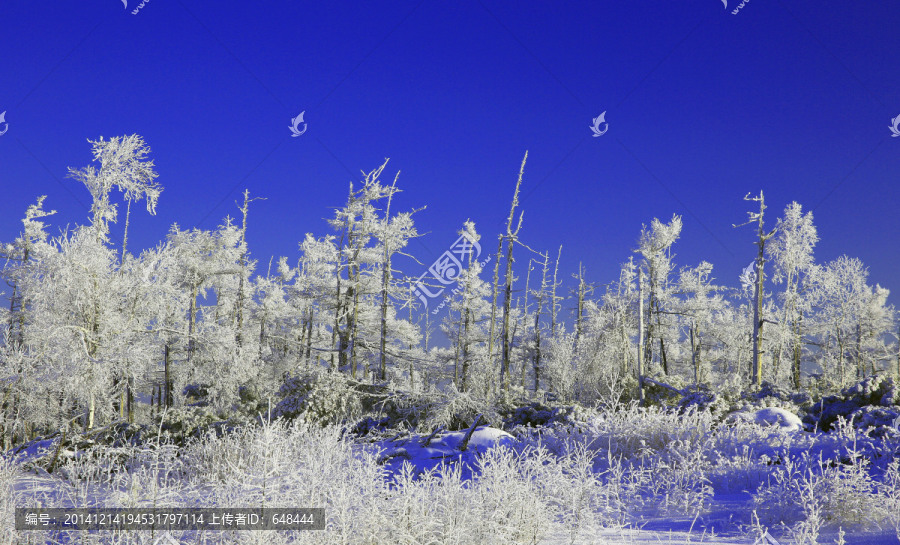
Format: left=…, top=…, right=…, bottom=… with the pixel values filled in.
left=2, top=1, right=899, bottom=314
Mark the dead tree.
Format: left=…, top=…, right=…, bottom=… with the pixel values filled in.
left=637, top=269, right=645, bottom=404
left=734, top=191, right=777, bottom=390
left=499, top=152, right=528, bottom=391
left=532, top=251, right=550, bottom=391
left=550, top=246, right=563, bottom=334
left=234, top=189, right=265, bottom=347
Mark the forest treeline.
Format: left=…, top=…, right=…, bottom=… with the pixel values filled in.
left=1, top=135, right=897, bottom=447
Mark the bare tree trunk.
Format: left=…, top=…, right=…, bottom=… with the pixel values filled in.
left=234, top=190, right=252, bottom=347
left=550, top=246, right=562, bottom=334
left=127, top=377, right=133, bottom=424
left=856, top=322, right=863, bottom=380
left=690, top=321, right=698, bottom=385
left=460, top=308, right=471, bottom=392
left=736, top=191, right=776, bottom=390
left=658, top=305, right=669, bottom=375
left=500, top=152, right=528, bottom=392
left=458, top=245, right=476, bottom=393
left=837, top=333, right=845, bottom=386
left=575, top=263, right=586, bottom=347
left=350, top=263, right=360, bottom=379
left=164, top=344, right=172, bottom=408
left=488, top=234, right=503, bottom=371
left=378, top=180, right=398, bottom=382
left=84, top=281, right=101, bottom=431
left=533, top=252, right=549, bottom=392
left=501, top=227, right=518, bottom=392
left=188, top=285, right=198, bottom=364
left=305, top=307, right=314, bottom=366
left=332, top=230, right=346, bottom=371
left=453, top=308, right=462, bottom=389
left=637, top=270, right=645, bottom=404
left=122, top=198, right=132, bottom=260
left=86, top=393, right=95, bottom=432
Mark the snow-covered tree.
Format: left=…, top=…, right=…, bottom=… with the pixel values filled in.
left=768, top=202, right=818, bottom=388
left=811, top=256, right=894, bottom=387
left=676, top=261, right=726, bottom=386
left=439, top=222, right=492, bottom=394
left=67, top=134, right=159, bottom=249
left=635, top=215, right=682, bottom=376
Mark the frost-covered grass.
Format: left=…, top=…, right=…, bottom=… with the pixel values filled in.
left=4, top=405, right=900, bottom=544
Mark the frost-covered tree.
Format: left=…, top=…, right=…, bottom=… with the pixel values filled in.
left=373, top=176, right=420, bottom=382
left=327, top=160, right=420, bottom=381
left=294, top=234, right=340, bottom=369
left=329, top=162, right=394, bottom=378
left=440, top=222, right=492, bottom=394
left=25, top=225, right=120, bottom=431
left=253, top=256, right=299, bottom=384
left=567, top=260, right=640, bottom=406
left=811, top=256, right=895, bottom=387
left=768, top=202, right=818, bottom=388
left=0, top=197, right=59, bottom=445
left=635, top=215, right=682, bottom=376
left=0, top=196, right=57, bottom=350
left=67, top=135, right=159, bottom=250
left=676, top=261, right=726, bottom=386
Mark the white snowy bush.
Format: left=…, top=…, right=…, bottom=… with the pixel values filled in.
left=0, top=455, right=17, bottom=545
left=273, top=369, right=362, bottom=426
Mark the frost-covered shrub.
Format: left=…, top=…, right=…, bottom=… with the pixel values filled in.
left=642, top=374, right=688, bottom=407
left=677, top=384, right=731, bottom=418
left=648, top=436, right=714, bottom=514
left=347, top=415, right=393, bottom=440
left=0, top=455, right=17, bottom=545
left=742, top=380, right=811, bottom=408
left=541, top=330, right=578, bottom=402
left=501, top=401, right=588, bottom=430
left=590, top=403, right=714, bottom=460
left=155, top=405, right=225, bottom=443
left=727, top=407, right=804, bottom=432
left=847, top=406, right=900, bottom=438
left=273, top=369, right=362, bottom=426
left=754, top=450, right=890, bottom=537
left=804, top=375, right=899, bottom=432
left=82, top=421, right=148, bottom=448
left=421, top=387, right=500, bottom=432
left=880, top=459, right=900, bottom=542
left=183, top=383, right=210, bottom=406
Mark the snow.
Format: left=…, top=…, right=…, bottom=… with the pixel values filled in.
left=728, top=407, right=804, bottom=432
left=375, top=425, right=517, bottom=483
left=5, top=405, right=900, bottom=544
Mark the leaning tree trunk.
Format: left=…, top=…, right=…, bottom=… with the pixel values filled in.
left=637, top=270, right=645, bottom=404
left=377, top=181, right=397, bottom=382
left=499, top=152, right=528, bottom=391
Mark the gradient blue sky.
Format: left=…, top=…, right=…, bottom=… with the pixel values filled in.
left=2, top=1, right=899, bottom=314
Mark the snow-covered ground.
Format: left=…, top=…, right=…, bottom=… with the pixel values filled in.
left=4, top=403, right=899, bottom=545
